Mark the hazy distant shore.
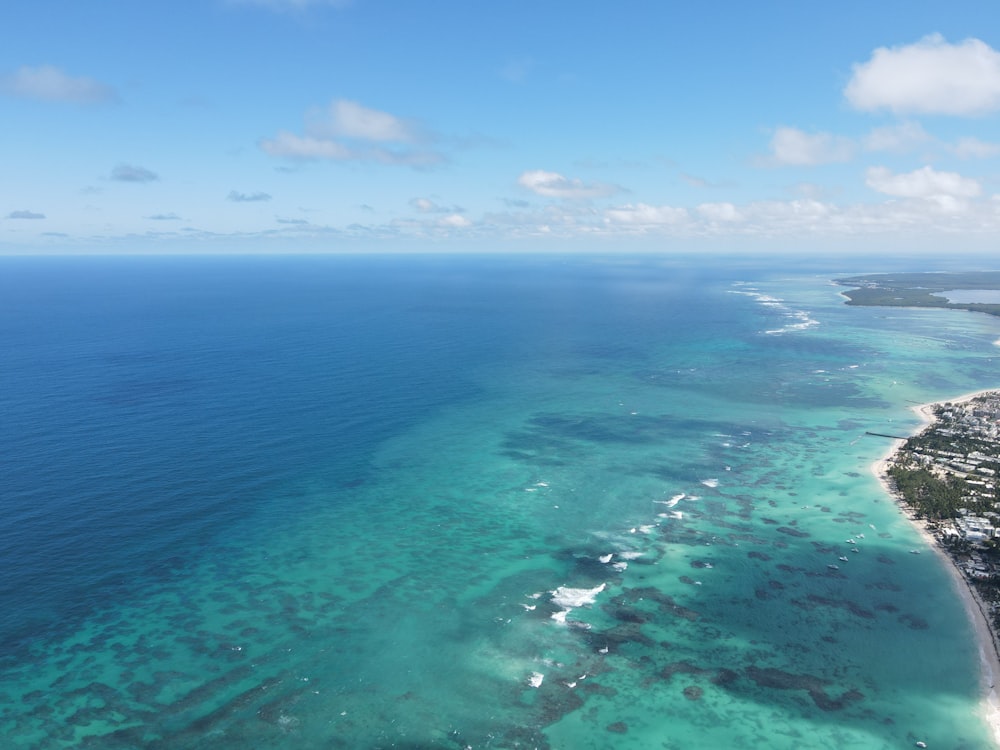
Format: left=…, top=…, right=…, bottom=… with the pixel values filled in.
left=872, top=388, right=1000, bottom=747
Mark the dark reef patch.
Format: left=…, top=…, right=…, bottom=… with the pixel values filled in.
left=776, top=527, right=810, bottom=538
left=683, top=685, right=703, bottom=700
left=746, top=666, right=863, bottom=711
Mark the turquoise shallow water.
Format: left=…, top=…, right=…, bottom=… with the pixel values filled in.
left=1, top=255, right=999, bottom=749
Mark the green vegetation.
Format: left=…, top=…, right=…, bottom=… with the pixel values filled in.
left=886, top=464, right=969, bottom=520
left=835, top=272, right=1000, bottom=317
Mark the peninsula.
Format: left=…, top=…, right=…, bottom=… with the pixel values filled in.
left=875, top=391, right=1000, bottom=742
left=835, top=272, right=1000, bottom=318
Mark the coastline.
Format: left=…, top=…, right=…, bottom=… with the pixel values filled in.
left=872, top=388, right=1000, bottom=746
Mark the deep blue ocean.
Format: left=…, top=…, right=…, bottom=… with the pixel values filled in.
left=2, top=254, right=999, bottom=749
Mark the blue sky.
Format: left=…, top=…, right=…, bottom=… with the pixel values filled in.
left=3, top=0, right=1000, bottom=255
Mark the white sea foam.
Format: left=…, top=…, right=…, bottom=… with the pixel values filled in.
left=551, top=583, right=606, bottom=609
left=733, top=287, right=820, bottom=335
left=598, top=553, right=613, bottom=564
left=618, top=551, right=643, bottom=560
left=701, top=478, right=719, bottom=488
left=528, top=672, right=544, bottom=688
left=612, top=561, right=628, bottom=572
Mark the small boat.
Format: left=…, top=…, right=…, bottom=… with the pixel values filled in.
left=909, top=549, right=921, bottom=555
left=827, top=564, right=839, bottom=570
left=845, top=539, right=856, bottom=544
left=839, top=556, right=849, bottom=562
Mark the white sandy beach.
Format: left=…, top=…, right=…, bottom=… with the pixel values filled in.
left=871, top=388, right=1000, bottom=746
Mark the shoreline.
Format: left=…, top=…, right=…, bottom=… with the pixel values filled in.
left=871, top=388, right=1000, bottom=746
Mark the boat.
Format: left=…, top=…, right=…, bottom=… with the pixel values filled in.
left=839, top=556, right=849, bottom=562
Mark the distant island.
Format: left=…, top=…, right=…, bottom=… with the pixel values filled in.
left=836, top=272, right=1000, bottom=318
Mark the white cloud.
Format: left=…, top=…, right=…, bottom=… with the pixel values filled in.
left=865, top=165, right=981, bottom=199
left=111, top=164, right=158, bottom=183
left=949, top=137, right=1000, bottom=159
left=604, top=203, right=689, bottom=226
left=309, top=100, right=417, bottom=142
left=411, top=198, right=438, bottom=213
left=863, top=122, right=932, bottom=153
left=261, top=100, right=443, bottom=166
left=260, top=131, right=353, bottom=160
left=410, top=197, right=464, bottom=214
left=438, top=214, right=471, bottom=228
left=696, top=202, right=742, bottom=222
left=768, top=127, right=855, bottom=166
left=518, top=170, right=617, bottom=199
left=0, top=65, right=116, bottom=104
left=845, top=34, right=1000, bottom=115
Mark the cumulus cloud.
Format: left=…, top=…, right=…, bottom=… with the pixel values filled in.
left=865, top=165, right=981, bottom=199
left=845, top=34, right=1000, bottom=115
left=227, top=190, right=272, bottom=202
left=696, top=202, right=742, bottom=222
left=767, top=127, right=855, bottom=166
left=438, top=214, right=471, bottom=228
left=0, top=65, right=116, bottom=104
left=260, top=99, right=443, bottom=166
left=604, top=203, right=689, bottom=226
left=518, top=170, right=617, bottom=199
left=111, top=164, right=158, bottom=183
left=7, top=209, right=45, bottom=219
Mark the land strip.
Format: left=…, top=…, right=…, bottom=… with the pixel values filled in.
left=874, top=390, right=1000, bottom=744
left=835, top=272, right=1000, bottom=318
